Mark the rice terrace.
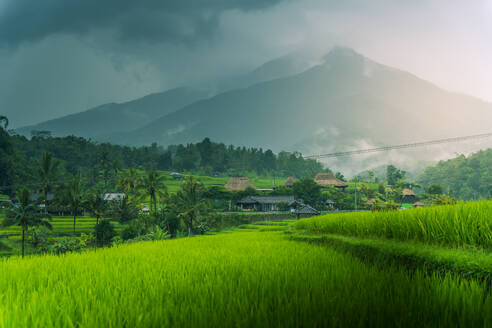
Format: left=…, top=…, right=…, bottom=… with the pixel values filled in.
left=2, top=1, right=492, bottom=327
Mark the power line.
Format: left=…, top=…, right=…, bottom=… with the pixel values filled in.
left=304, top=132, right=492, bottom=159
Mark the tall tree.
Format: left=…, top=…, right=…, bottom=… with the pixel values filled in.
left=0, top=115, right=8, bottom=129
left=3, top=188, right=52, bottom=257
left=386, top=165, right=406, bottom=186
left=97, top=149, right=120, bottom=191
left=117, top=168, right=140, bottom=196
left=38, top=152, right=59, bottom=212
left=175, top=176, right=208, bottom=236
left=292, top=178, right=322, bottom=207
left=109, top=197, right=139, bottom=224
left=139, top=170, right=167, bottom=215
left=84, top=188, right=107, bottom=225
left=0, top=115, right=13, bottom=193
left=63, top=175, right=85, bottom=234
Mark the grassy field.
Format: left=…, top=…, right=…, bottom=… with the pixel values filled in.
left=1, top=230, right=491, bottom=327
left=295, top=200, right=492, bottom=249
left=152, top=172, right=282, bottom=193
left=0, top=214, right=121, bottom=236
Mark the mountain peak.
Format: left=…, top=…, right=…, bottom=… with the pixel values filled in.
left=322, top=46, right=364, bottom=64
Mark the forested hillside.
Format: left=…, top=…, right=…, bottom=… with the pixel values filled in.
left=419, top=149, right=492, bottom=200
left=1, top=128, right=324, bottom=195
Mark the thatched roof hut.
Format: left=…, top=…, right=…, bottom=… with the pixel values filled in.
left=402, top=188, right=416, bottom=196
left=314, top=173, right=348, bottom=188
left=413, top=201, right=424, bottom=208
left=224, top=177, right=256, bottom=191
left=400, top=188, right=417, bottom=203
left=285, top=176, right=296, bottom=187
left=365, top=198, right=377, bottom=206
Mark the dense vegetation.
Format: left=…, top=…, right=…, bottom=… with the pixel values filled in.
left=0, top=132, right=323, bottom=195
left=419, top=149, right=492, bottom=200
left=1, top=231, right=491, bottom=327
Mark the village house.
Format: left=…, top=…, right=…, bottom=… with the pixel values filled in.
left=236, top=195, right=295, bottom=212
left=314, top=173, right=348, bottom=190
left=294, top=204, right=320, bottom=219
left=400, top=188, right=417, bottom=203
left=170, top=172, right=183, bottom=180
left=103, top=193, right=126, bottom=201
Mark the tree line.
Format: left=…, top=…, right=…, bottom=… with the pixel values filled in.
left=418, top=149, right=492, bottom=200
left=1, top=121, right=323, bottom=195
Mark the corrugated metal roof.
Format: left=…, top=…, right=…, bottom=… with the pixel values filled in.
left=296, top=204, right=320, bottom=214
left=237, top=195, right=295, bottom=205
left=103, top=193, right=126, bottom=201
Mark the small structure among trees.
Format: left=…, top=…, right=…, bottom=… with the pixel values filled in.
left=103, top=193, right=126, bottom=201
left=294, top=204, right=320, bottom=220
left=365, top=198, right=377, bottom=209
left=284, top=176, right=296, bottom=187
left=314, top=173, right=348, bottom=190
left=400, top=188, right=417, bottom=203
left=170, top=172, right=183, bottom=180
left=224, top=177, right=256, bottom=191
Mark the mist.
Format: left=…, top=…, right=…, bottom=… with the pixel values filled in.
left=0, top=0, right=491, bottom=128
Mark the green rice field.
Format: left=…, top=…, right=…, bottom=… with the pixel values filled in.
left=1, top=229, right=492, bottom=327
left=0, top=215, right=121, bottom=236
left=157, top=172, right=367, bottom=193
left=2, top=202, right=492, bottom=326
left=151, top=172, right=282, bottom=193
left=295, top=200, right=492, bottom=249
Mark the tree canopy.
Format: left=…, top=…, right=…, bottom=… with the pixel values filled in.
left=419, top=149, right=492, bottom=200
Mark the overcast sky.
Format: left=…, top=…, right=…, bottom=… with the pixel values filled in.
left=1, top=0, right=492, bottom=128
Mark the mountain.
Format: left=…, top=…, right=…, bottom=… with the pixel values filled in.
left=215, top=52, right=318, bottom=92
left=107, top=47, right=492, bottom=158
left=15, top=87, right=210, bottom=139
left=15, top=52, right=315, bottom=140
left=16, top=47, right=492, bottom=176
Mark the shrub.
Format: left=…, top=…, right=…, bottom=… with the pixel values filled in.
left=95, top=219, right=117, bottom=247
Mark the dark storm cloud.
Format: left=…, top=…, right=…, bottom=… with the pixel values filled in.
left=0, top=0, right=284, bottom=46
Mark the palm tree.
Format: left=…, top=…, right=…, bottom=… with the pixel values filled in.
left=175, top=176, right=209, bottom=236
left=38, top=152, right=59, bottom=212
left=64, top=175, right=85, bottom=234
left=139, top=170, right=167, bottom=215
left=110, top=197, right=139, bottom=224
left=0, top=115, right=8, bottom=130
left=3, top=188, right=52, bottom=257
left=84, top=189, right=107, bottom=225
left=117, top=168, right=140, bottom=196
left=97, top=150, right=119, bottom=191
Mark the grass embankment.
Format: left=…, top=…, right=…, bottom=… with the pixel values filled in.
left=293, top=200, right=492, bottom=283
left=295, top=201, right=492, bottom=249
left=290, top=233, right=492, bottom=284
left=1, top=231, right=491, bottom=327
